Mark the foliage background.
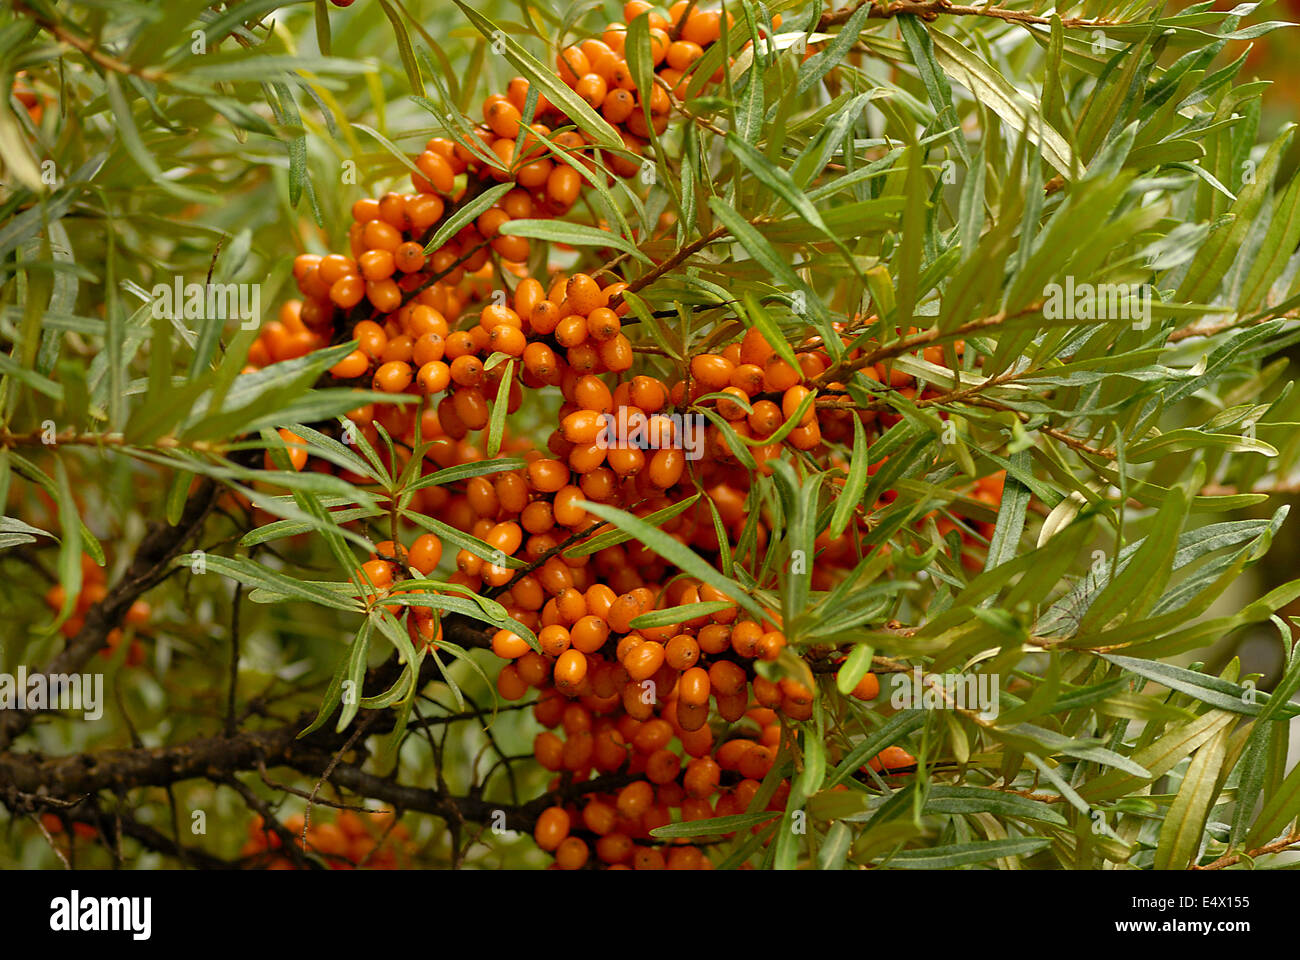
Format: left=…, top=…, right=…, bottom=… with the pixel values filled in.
left=3, top=0, right=1300, bottom=869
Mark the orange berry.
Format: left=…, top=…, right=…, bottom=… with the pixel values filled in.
left=647, top=448, right=685, bottom=489
left=449, top=355, right=484, bottom=387
left=682, top=11, right=722, bottom=45
left=869, top=746, right=916, bottom=773
left=554, top=649, right=589, bottom=692
left=527, top=459, right=569, bottom=493
left=623, top=641, right=665, bottom=681
left=330, top=349, right=369, bottom=380
left=547, top=165, right=582, bottom=208
left=417, top=361, right=451, bottom=394
left=374, top=360, right=413, bottom=393
left=363, top=220, right=402, bottom=252
left=574, top=73, right=608, bottom=109
left=492, top=629, right=531, bottom=659
left=757, top=630, right=786, bottom=661
left=330, top=275, right=366, bottom=309
left=555, top=836, right=589, bottom=869
left=394, top=242, right=426, bottom=273
left=360, top=559, right=394, bottom=591
left=408, top=534, right=443, bottom=575
left=666, top=40, right=704, bottom=71
left=586, top=307, right=621, bottom=342
left=602, top=88, right=635, bottom=123
left=415, top=151, right=456, bottom=194
left=691, top=353, right=735, bottom=390
left=268, top=428, right=308, bottom=471
left=534, top=806, right=570, bottom=851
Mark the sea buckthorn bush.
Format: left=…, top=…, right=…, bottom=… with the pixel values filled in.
left=4, top=0, right=1300, bottom=873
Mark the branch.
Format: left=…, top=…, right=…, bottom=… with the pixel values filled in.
left=0, top=719, right=633, bottom=843
left=810, top=303, right=1040, bottom=390
left=12, top=0, right=166, bottom=82
left=620, top=224, right=730, bottom=298
left=1194, top=831, right=1300, bottom=870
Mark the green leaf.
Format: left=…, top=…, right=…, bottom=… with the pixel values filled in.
left=400, top=510, right=527, bottom=571
left=485, top=359, right=513, bottom=458
left=923, top=786, right=1069, bottom=826
left=49, top=460, right=83, bottom=631
left=629, top=600, right=736, bottom=629
left=1230, top=722, right=1271, bottom=848
left=499, top=220, right=650, bottom=263
left=898, top=14, right=969, bottom=163
left=406, top=457, right=527, bottom=493
left=818, top=821, right=853, bottom=870
left=1245, top=747, right=1300, bottom=848
left=835, top=643, right=876, bottom=697
left=829, top=415, right=869, bottom=541
left=376, top=0, right=426, bottom=97
left=1154, top=724, right=1228, bottom=869
left=649, top=811, right=779, bottom=839
left=580, top=499, right=766, bottom=622
left=741, top=293, right=800, bottom=371
left=982, top=451, right=1030, bottom=575
left=1240, top=165, right=1300, bottom=310
left=1099, top=653, right=1294, bottom=717
left=420, top=182, right=514, bottom=256
left=178, top=554, right=363, bottom=612
left=0, top=516, right=54, bottom=551
left=1080, top=710, right=1235, bottom=802
left=298, top=647, right=350, bottom=739
left=563, top=495, right=699, bottom=558
left=928, top=28, right=1078, bottom=178
left=1078, top=484, right=1187, bottom=635
left=827, top=710, right=927, bottom=788
left=885, top=837, right=1052, bottom=868
left=1176, top=125, right=1295, bottom=304
left=998, top=722, right=1152, bottom=778
left=335, top=619, right=373, bottom=732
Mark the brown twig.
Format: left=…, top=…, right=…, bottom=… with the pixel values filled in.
left=1195, top=831, right=1300, bottom=870
left=12, top=0, right=166, bottom=82
left=811, top=303, right=1042, bottom=389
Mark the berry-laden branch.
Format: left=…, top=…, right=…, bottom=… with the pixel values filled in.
left=6, top=0, right=1015, bottom=868
left=17, top=0, right=1287, bottom=874
left=0, top=718, right=632, bottom=839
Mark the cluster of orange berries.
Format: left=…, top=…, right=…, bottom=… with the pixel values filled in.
left=246, top=2, right=736, bottom=374
left=528, top=702, right=790, bottom=869
left=254, top=261, right=943, bottom=868
left=506, top=590, right=919, bottom=869
left=44, top=554, right=151, bottom=665
left=465, top=0, right=744, bottom=193
left=239, top=3, right=1016, bottom=868
left=242, top=808, right=412, bottom=869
